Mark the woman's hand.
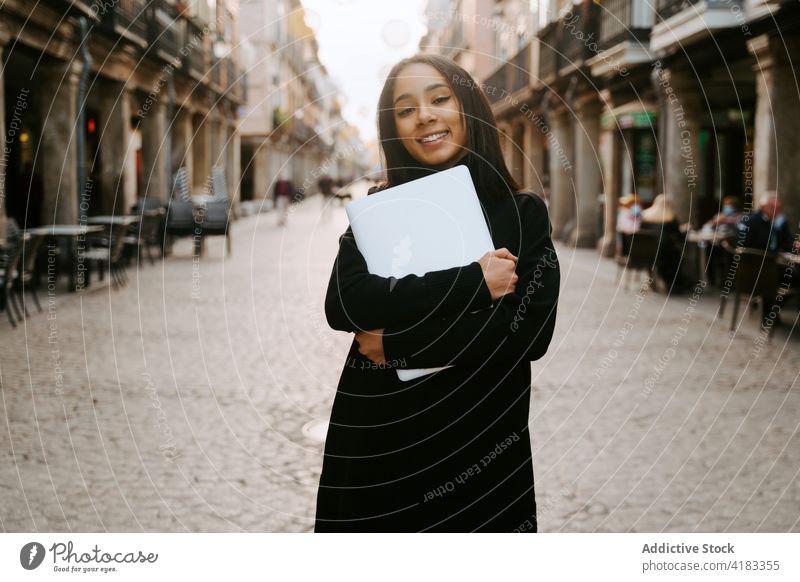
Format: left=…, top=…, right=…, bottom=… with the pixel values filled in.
left=477, top=248, right=519, bottom=301
left=355, top=328, right=385, bottom=364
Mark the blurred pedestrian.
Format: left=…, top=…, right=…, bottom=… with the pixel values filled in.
left=640, top=194, right=687, bottom=293
left=318, top=174, right=334, bottom=198
left=273, top=173, right=293, bottom=227
left=318, top=174, right=335, bottom=221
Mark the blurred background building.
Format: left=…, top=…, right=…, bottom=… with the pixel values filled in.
left=0, top=0, right=246, bottom=235
left=421, top=0, right=800, bottom=256
left=238, top=0, right=366, bottom=204
left=0, top=0, right=368, bottom=238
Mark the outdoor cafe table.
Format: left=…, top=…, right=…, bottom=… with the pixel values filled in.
left=686, top=228, right=736, bottom=285
left=26, top=224, right=104, bottom=292
left=87, top=214, right=140, bottom=246
left=86, top=215, right=140, bottom=227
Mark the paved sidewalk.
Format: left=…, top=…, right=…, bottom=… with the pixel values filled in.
left=1, top=188, right=798, bottom=532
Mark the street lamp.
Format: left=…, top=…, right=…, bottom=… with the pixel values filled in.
left=213, top=34, right=230, bottom=60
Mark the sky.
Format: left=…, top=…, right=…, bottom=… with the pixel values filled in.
left=300, top=0, right=428, bottom=144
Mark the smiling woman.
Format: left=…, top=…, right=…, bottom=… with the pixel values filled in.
left=391, top=65, right=468, bottom=169
left=314, top=54, right=560, bottom=533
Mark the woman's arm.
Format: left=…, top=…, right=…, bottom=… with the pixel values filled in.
left=381, top=194, right=559, bottom=367
left=324, top=226, right=494, bottom=332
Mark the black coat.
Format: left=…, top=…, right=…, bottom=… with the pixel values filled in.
left=735, top=211, right=795, bottom=253
left=314, top=190, right=560, bottom=532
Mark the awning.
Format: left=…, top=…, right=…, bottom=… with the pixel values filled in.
left=601, top=101, right=658, bottom=130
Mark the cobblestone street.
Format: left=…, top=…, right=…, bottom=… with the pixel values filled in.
left=1, top=186, right=799, bottom=532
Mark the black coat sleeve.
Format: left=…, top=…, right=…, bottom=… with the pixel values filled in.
left=381, top=194, right=559, bottom=367
left=324, top=226, right=494, bottom=333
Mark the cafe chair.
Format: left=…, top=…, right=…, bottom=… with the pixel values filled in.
left=125, top=208, right=165, bottom=266
left=164, top=199, right=199, bottom=256
left=83, top=226, right=129, bottom=290
left=0, top=231, right=26, bottom=327
left=718, top=240, right=779, bottom=336
left=195, top=199, right=232, bottom=258
left=16, top=232, right=45, bottom=315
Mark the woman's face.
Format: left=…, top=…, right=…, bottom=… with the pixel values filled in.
left=391, top=63, right=468, bottom=169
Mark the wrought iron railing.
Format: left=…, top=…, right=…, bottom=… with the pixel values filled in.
left=148, top=1, right=181, bottom=63
left=483, top=42, right=532, bottom=104
left=654, top=0, right=698, bottom=20
left=598, top=0, right=651, bottom=50
left=538, top=24, right=560, bottom=82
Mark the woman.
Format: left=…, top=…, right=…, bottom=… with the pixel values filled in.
left=314, top=54, right=560, bottom=532
left=640, top=193, right=686, bottom=293
left=616, top=193, right=642, bottom=235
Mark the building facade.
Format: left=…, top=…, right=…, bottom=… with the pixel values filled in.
left=238, top=0, right=365, bottom=205
left=423, top=0, right=800, bottom=256
left=0, top=0, right=244, bottom=237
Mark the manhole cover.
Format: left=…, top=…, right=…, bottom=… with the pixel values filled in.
left=302, top=420, right=329, bottom=443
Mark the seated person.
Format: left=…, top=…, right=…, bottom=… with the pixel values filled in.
left=704, top=196, right=742, bottom=231
left=735, top=193, right=795, bottom=253
left=640, top=194, right=687, bottom=293
left=617, top=193, right=642, bottom=235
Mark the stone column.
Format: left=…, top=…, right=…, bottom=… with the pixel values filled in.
left=172, top=108, right=193, bottom=186
left=748, top=34, right=800, bottom=227
left=656, top=67, right=702, bottom=227
left=498, top=122, right=513, bottom=174
left=598, top=127, right=621, bottom=257
left=0, top=24, right=10, bottom=239
left=98, top=80, right=132, bottom=214
left=548, top=110, right=575, bottom=241
left=40, top=59, right=82, bottom=224
left=227, top=122, right=241, bottom=212
left=192, top=113, right=210, bottom=192
left=572, top=98, right=602, bottom=248
left=139, top=98, right=168, bottom=203
left=213, top=115, right=226, bottom=168
left=511, top=121, right=525, bottom=186
left=524, top=117, right=546, bottom=195
left=252, top=143, right=270, bottom=201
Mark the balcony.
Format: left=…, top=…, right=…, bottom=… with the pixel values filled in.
left=226, top=58, right=236, bottom=91
left=598, top=0, right=653, bottom=51
left=224, top=57, right=245, bottom=102
left=483, top=42, right=532, bottom=105
left=588, top=0, right=654, bottom=77
left=291, top=119, right=318, bottom=146
left=99, top=0, right=149, bottom=48
left=559, top=3, right=599, bottom=75
left=44, top=0, right=101, bottom=20
left=651, top=0, right=745, bottom=53
left=538, top=23, right=560, bottom=83
left=211, top=58, right=222, bottom=88
left=183, top=20, right=207, bottom=80
left=655, top=0, right=697, bottom=20
left=148, top=1, right=182, bottom=64
left=443, top=21, right=465, bottom=59
left=272, top=107, right=292, bottom=133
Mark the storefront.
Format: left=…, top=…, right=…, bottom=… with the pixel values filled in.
left=601, top=102, right=658, bottom=205
left=695, top=107, right=754, bottom=223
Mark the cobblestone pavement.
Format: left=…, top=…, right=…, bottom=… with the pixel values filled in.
left=1, top=184, right=798, bottom=532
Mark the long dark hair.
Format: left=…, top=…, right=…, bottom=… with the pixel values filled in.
left=375, top=54, right=521, bottom=202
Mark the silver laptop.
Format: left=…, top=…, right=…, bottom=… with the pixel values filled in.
left=345, top=165, right=495, bottom=381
